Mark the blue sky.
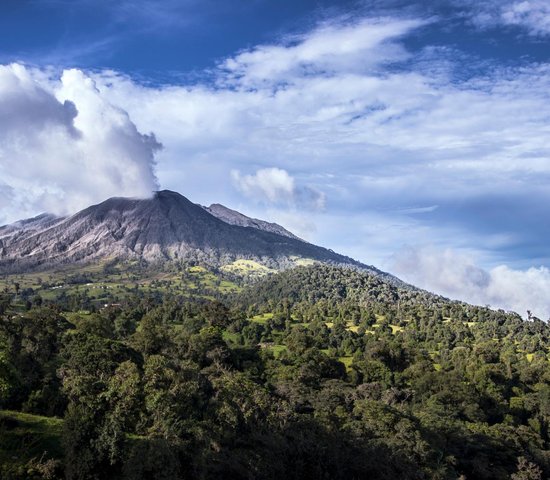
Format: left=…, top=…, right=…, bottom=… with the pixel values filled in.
left=1, top=0, right=362, bottom=74
left=2, top=1, right=550, bottom=75
left=1, top=0, right=550, bottom=317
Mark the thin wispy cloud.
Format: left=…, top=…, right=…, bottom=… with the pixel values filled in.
left=15, top=0, right=207, bottom=69
left=35, top=0, right=198, bottom=29
left=220, top=17, right=426, bottom=88
left=455, top=0, right=550, bottom=36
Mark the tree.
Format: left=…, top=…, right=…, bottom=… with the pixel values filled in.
left=511, top=457, right=543, bottom=480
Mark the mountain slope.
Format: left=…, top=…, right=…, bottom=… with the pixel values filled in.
left=0, top=190, right=376, bottom=274
left=203, top=203, right=302, bottom=241
left=0, top=213, right=64, bottom=240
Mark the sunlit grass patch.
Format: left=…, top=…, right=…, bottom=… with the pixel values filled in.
left=220, top=259, right=275, bottom=278
left=268, top=344, right=287, bottom=357
left=251, top=312, right=274, bottom=324
left=338, top=356, right=353, bottom=371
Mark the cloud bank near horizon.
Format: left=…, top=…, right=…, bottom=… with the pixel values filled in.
left=390, top=246, right=550, bottom=320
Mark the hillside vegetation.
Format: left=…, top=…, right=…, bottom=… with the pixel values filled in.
left=0, top=265, right=549, bottom=479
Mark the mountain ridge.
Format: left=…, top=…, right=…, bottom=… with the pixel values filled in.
left=203, top=203, right=303, bottom=241
left=0, top=190, right=390, bottom=279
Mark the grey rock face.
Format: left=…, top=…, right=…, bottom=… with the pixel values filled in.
left=203, top=204, right=303, bottom=241
left=0, top=190, right=369, bottom=274
left=0, top=213, right=65, bottom=240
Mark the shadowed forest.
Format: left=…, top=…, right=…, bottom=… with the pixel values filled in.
left=1, top=265, right=549, bottom=479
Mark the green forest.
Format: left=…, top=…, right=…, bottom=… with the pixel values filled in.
left=1, top=264, right=549, bottom=479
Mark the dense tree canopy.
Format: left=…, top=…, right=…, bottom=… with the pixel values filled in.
left=0, top=265, right=549, bottom=479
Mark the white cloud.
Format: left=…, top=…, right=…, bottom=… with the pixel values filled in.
left=0, top=63, right=160, bottom=223
left=456, top=0, right=550, bottom=36
left=221, top=17, right=424, bottom=87
left=267, top=209, right=318, bottom=241
left=231, top=167, right=326, bottom=210
left=390, top=246, right=550, bottom=319
left=501, top=1, right=550, bottom=35
left=231, top=168, right=294, bottom=204
left=84, top=15, right=550, bottom=274
left=2, top=11, right=550, bottom=321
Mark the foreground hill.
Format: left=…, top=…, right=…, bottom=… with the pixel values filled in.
left=237, top=264, right=444, bottom=307
left=0, top=190, right=377, bottom=275
left=1, top=264, right=549, bottom=479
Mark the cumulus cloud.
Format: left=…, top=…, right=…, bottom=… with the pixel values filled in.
left=0, top=63, right=160, bottom=224
left=231, top=168, right=326, bottom=210
left=390, top=246, right=550, bottom=319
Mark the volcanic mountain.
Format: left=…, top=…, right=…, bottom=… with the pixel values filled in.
left=0, top=190, right=382, bottom=275
left=203, top=203, right=302, bottom=241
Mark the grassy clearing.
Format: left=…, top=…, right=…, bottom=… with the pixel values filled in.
left=220, top=259, right=274, bottom=277
left=188, top=266, right=207, bottom=273
left=0, top=410, right=63, bottom=472
left=338, top=356, right=353, bottom=371
left=222, top=331, right=241, bottom=344
left=251, top=313, right=274, bottom=324
left=289, top=256, right=317, bottom=267
left=247, top=312, right=407, bottom=365
left=0, top=262, right=241, bottom=309
left=268, top=344, right=287, bottom=357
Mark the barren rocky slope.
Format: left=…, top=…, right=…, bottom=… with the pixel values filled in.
left=0, top=190, right=377, bottom=274
left=203, top=203, right=302, bottom=240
